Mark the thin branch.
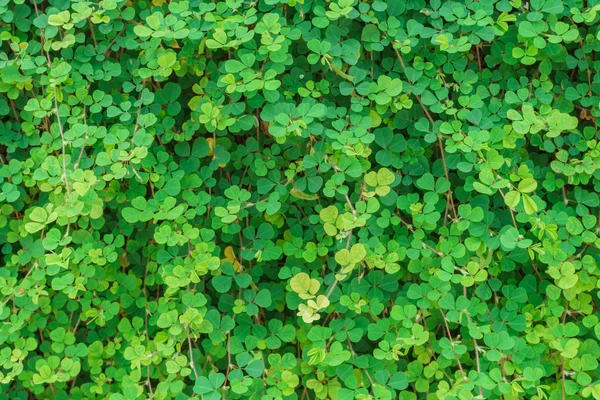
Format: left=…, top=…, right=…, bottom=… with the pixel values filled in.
left=498, top=189, right=518, bottom=230
left=223, top=330, right=233, bottom=389
left=398, top=217, right=445, bottom=256
left=187, top=330, right=199, bottom=379
left=52, top=84, right=71, bottom=196
left=33, top=0, right=71, bottom=196
left=87, top=18, right=98, bottom=47
left=104, top=27, right=127, bottom=59
left=393, top=44, right=456, bottom=218
left=325, top=232, right=352, bottom=298
left=439, top=308, right=467, bottom=380
left=464, top=287, right=483, bottom=397
left=130, top=101, right=143, bottom=148
left=74, top=106, right=89, bottom=170
left=392, top=46, right=435, bottom=125
left=344, top=194, right=357, bottom=216
left=561, top=302, right=568, bottom=400
left=9, top=99, right=20, bottom=123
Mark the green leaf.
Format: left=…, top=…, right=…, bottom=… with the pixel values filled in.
left=245, top=359, right=264, bottom=378
left=518, top=178, right=537, bottom=193
left=504, top=191, right=521, bottom=208
left=416, top=173, right=435, bottom=191
left=522, top=193, right=538, bottom=214
left=319, top=206, right=338, bottom=224
left=255, top=289, right=272, bottom=307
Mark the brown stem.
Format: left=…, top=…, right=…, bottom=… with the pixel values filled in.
left=498, top=189, right=518, bottom=230
left=9, top=99, right=20, bottom=123
left=464, top=287, right=483, bottom=397
left=187, top=330, right=199, bottom=379
left=87, top=18, right=98, bottom=47
left=393, top=44, right=455, bottom=218
left=439, top=308, right=467, bottom=379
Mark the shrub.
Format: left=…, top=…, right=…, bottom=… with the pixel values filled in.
left=1, top=0, right=600, bottom=399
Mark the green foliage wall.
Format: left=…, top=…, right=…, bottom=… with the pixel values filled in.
left=2, top=0, right=600, bottom=399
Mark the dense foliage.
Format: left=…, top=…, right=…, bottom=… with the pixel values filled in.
left=3, top=0, right=600, bottom=399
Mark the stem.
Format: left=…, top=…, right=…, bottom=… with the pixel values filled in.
left=325, top=232, right=352, bottom=298
left=560, top=302, right=568, bottom=400
left=498, top=189, right=518, bottom=230
left=399, top=217, right=445, bottom=256
left=87, top=18, right=98, bottom=47
left=223, top=330, right=232, bottom=389
left=146, top=365, right=154, bottom=398
left=187, top=329, right=199, bottom=379
left=74, top=106, right=89, bottom=170
left=130, top=100, right=144, bottom=148
left=9, top=98, right=20, bottom=123
left=393, top=44, right=455, bottom=218
left=439, top=308, right=467, bottom=380
left=33, top=0, right=71, bottom=196
left=464, top=287, right=483, bottom=397
left=52, top=82, right=71, bottom=196
left=344, top=193, right=357, bottom=216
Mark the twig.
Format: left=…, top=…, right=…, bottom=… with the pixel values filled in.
left=9, top=99, right=20, bottom=123
left=48, top=96, right=68, bottom=189
left=398, top=217, right=444, bottom=256
left=223, top=331, right=232, bottom=388
left=345, top=334, right=376, bottom=390
left=392, top=46, right=435, bottom=124
left=325, top=232, right=352, bottom=298
left=74, top=106, right=89, bottom=170
left=464, top=287, right=483, bottom=397
left=87, top=18, right=98, bottom=47
left=104, top=27, right=126, bottom=58
left=33, top=0, right=71, bottom=196
left=497, top=189, right=518, bottom=230
left=561, top=302, right=568, bottom=400
left=393, top=44, right=456, bottom=218
left=130, top=101, right=143, bottom=148
left=439, top=308, right=467, bottom=380
left=344, top=194, right=357, bottom=216
left=146, top=365, right=154, bottom=398
left=188, top=330, right=199, bottom=379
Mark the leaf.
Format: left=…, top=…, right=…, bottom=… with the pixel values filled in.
left=319, top=206, right=338, bottom=224
left=518, top=178, right=537, bottom=193
left=245, top=359, right=264, bottom=378
left=416, top=173, right=435, bottom=191
left=193, top=377, right=214, bottom=395
left=377, top=168, right=395, bottom=186
left=504, top=191, right=521, bottom=208
left=212, top=276, right=233, bottom=293
left=7, top=1, right=599, bottom=396
left=335, top=249, right=352, bottom=266
left=522, top=193, right=538, bottom=214
left=518, top=21, right=539, bottom=38
left=122, top=207, right=139, bottom=224
left=438, top=293, right=455, bottom=310
left=134, top=25, right=154, bottom=37
left=192, top=138, right=210, bottom=158
left=558, top=274, right=578, bottom=290
left=290, top=273, right=320, bottom=296
left=306, top=104, right=327, bottom=118
left=254, top=289, right=272, bottom=307
left=349, top=243, right=367, bottom=262
left=501, top=228, right=520, bottom=250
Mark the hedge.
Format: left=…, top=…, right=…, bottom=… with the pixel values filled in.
left=1, top=0, right=600, bottom=399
